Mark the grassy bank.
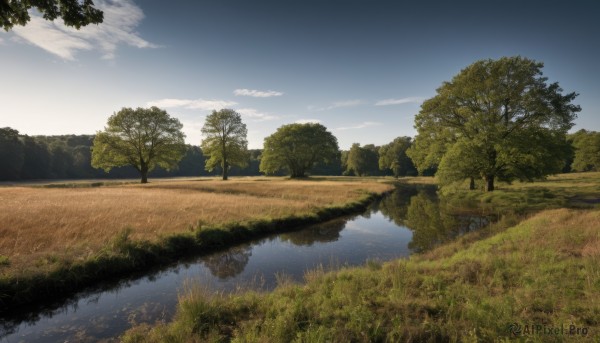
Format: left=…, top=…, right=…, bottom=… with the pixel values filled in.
left=123, top=207, right=600, bottom=342
left=0, top=177, right=392, bottom=311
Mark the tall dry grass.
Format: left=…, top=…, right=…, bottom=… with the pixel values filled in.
left=0, top=178, right=391, bottom=276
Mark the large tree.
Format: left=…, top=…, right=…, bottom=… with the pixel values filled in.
left=200, top=109, right=249, bottom=180
left=260, top=123, right=339, bottom=178
left=91, top=107, right=186, bottom=183
left=412, top=56, right=580, bottom=191
left=1, top=0, right=103, bottom=31
left=379, top=137, right=416, bottom=178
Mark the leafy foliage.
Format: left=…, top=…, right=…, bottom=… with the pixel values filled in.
left=260, top=123, right=339, bottom=178
left=378, top=137, right=416, bottom=177
left=346, top=143, right=381, bottom=176
left=0, top=127, right=24, bottom=180
left=200, top=109, right=249, bottom=180
left=571, top=129, right=600, bottom=172
left=411, top=56, right=580, bottom=191
left=91, top=107, right=186, bottom=183
left=1, top=0, right=103, bottom=31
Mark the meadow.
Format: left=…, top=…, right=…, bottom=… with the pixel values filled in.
left=0, top=177, right=392, bottom=309
left=121, top=173, right=600, bottom=342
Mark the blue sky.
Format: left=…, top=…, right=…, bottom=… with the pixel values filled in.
left=1, top=0, right=598, bottom=149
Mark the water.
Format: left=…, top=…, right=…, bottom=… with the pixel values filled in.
left=0, top=184, right=490, bottom=342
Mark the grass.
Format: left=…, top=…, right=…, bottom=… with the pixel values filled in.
left=121, top=172, right=600, bottom=342
left=440, top=172, right=600, bottom=215
left=0, top=177, right=393, bottom=311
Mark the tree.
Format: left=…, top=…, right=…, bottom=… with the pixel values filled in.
left=1, top=0, right=103, bottom=31
left=571, top=130, right=600, bottom=172
left=346, top=143, right=380, bottom=176
left=200, top=109, right=249, bottom=180
left=412, top=56, right=580, bottom=191
left=0, top=127, right=24, bottom=180
left=91, top=107, right=186, bottom=183
left=260, top=123, right=339, bottom=178
left=20, top=136, right=51, bottom=179
left=379, top=137, right=416, bottom=178
left=49, top=142, right=73, bottom=178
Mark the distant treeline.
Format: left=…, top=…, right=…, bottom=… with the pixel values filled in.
left=0, top=129, right=341, bottom=181
left=0, top=127, right=596, bottom=181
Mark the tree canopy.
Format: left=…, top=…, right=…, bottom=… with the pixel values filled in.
left=410, top=56, right=580, bottom=191
left=570, top=130, right=600, bottom=172
left=200, top=109, right=249, bottom=180
left=346, top=143, right=380, bottom=176
left=91, top=107, right=186, bottom=183
left=378, top=137, right=416, bottom=178
left=1, top=0, right=103, bottom=31
left=260, top=123, right=339, bottom=178
left=0, top=127, right=24, bottom=180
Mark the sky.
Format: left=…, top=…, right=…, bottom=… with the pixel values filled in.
left=1, top=0, right=599, bottom=149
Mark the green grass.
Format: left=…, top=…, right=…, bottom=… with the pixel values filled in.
left=439, top=172, right=600, bottom=215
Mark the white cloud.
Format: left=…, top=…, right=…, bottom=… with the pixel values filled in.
left=374, top=97, right=425, bottom=106
left=334, top=121, right=382, bottom=131
left=310, top=99, right=365, bottom=111
left=147, top=98, right=238, bottom=111
left=234, top=89, right=283, bottom=97
left=12, top=0, right=156, bottom=60
left=236, top=108, right=279, bottom=121
left=147, top=98, right=278, bottom=120
left=295, top=119, right=321, bottom=124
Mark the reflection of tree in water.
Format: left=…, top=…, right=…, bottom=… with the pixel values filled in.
left=378, top=184, right=429, bottom=226
left=200, top=244, right=252, bottom=280
left=279, top=217, right=348, bottom=246
left=406, top=192, right=491, bottom=252
left=405, top=192, right=460, bottom=252
left=378, top=184, right=490, bottom=253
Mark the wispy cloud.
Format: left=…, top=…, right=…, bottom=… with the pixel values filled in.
left=147, top=98, right=278, bottom=120
left=334, top=121, right=382, bottom=131
left=234, top=89, right=283, bottom=98
left=147, top=98, right=238, bottom=111
left=11, top=0, right=156, bottom=60
left=374, top=97, right=425, bottom=106
left=295, top=119, right=322, bottom=124
left=310, top=99, right=365, bottom=111
left=236, top=108, right=279, bottom=121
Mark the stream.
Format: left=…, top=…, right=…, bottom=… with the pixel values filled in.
left=0, top=184, right=491, bottom=342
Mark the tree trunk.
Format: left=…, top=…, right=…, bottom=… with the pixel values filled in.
left=485, top=175, right=494, bottom=192
left=290, top=168, right=304, bottom=178
left=140, top=164, right=148, bottom=184
left=469, top=177, right=475, bottom=190
left=222, top=160, right=229, bottom=181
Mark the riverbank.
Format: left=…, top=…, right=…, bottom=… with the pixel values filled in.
left=0, top=178, right=393, bottom=312
left=122, top=173, right=600, bottom=342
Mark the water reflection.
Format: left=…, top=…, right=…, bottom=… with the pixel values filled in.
left=200, top=245, right=253, bottom=279
left=279, top=217, right=347, bottom=246
left=380, top=184, right=491, bottom=252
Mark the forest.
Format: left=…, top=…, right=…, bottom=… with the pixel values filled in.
left=0, top=127, right=597, bottom=182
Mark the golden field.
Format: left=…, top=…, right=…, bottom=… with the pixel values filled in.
left=0, top=177, right=392, bottom=276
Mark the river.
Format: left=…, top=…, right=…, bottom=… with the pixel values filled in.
left=0, top=184, right=490, bottom=342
